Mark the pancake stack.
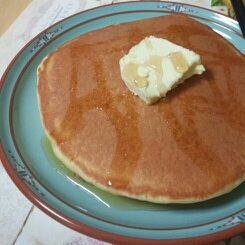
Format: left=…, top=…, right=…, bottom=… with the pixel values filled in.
left=37, top=14, right=245, bottom=203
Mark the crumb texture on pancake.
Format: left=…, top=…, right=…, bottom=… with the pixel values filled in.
left=37, top=14, right=245, bottom=203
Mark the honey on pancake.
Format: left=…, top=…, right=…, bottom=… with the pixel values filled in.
left=37, top=14, right=245, bottom=203
left=47, top=46, right=143, bottom=190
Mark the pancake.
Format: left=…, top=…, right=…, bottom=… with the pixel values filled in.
left=37, top=14, right=245, bottom=203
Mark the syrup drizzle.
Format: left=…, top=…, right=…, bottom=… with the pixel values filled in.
left=49, top=45, right=143, bottom=190
left=39, top=15, right=245, bottom=199
left=123, top=51, right=188, bottom=95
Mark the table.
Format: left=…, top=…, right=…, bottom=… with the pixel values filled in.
left=0, top=1, right=245, bottom=244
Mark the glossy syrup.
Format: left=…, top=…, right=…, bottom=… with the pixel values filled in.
left=41, top=135, right=170, bottom=211
left=39, top=14, right=245, bottom=204
left=123, top=51, right=188, bottom=92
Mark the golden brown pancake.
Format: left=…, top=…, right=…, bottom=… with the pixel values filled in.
left=37, top=14, right=245, bottom=203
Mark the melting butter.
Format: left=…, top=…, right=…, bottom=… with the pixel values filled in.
left=119, top=36, right=205, bottom=104
left=168, top=51, right=189, bottom=73
left=123, top=63, right=148, bottom=88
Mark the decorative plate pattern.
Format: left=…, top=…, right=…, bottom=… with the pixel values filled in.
left=1, top=2, right=245, bottom=244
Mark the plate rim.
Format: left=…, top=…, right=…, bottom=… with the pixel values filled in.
left=1, top=144, right=245, bottom=245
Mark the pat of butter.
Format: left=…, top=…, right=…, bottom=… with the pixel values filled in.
left=119, top=36, right=205, bottom=104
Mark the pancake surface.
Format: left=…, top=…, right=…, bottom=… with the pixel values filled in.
left=37, top=14, right=245, bottom=203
